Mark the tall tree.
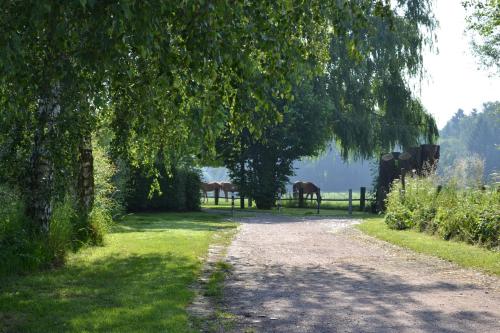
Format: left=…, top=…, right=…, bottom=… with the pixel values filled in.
left=217, top=0, right=439, bottom=209
left=218, top=79, right=331, bottom=208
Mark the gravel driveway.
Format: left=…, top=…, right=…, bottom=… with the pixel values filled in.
left=222, top=214, right=500, bottom=333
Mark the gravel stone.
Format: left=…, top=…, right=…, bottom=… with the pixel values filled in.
left=222, top=214, right=500, bottom=333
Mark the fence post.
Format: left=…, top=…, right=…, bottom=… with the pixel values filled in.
left=299, top=188, right=304, bottom=208
left=248, top=197, right=252, bottom=207
left=240, top=195, right=245, bottom=209
left=316, top=193, right=321, bottom=214
left=231, top=194, right=235, bottom=217
left=400, top=168, right=406, bottom=201
left=348, top=189, right=353, bottom=215
left=214, top=188, right=219, bottom=205
left=278, top=191, right=282, bottom=213
left=360, top=187, right=366, bottom=212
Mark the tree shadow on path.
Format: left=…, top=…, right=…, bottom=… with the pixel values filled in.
left=223, top=261, right=499, bottom=333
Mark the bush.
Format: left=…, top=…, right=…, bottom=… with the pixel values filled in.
left=94, top=144, right=126, bottom=219
left=0, top=141, right=121, bottom=276
left=48, top=199, right=75, bottom=265
left=125, top=164, right=202, bottom=212
left=87, top=206, right=112, bottom=246
left=385, top=176, right=499, bottom=250
left=0, top=188, right=76, bottom=276
left=0, top=186, right=36, bottom=276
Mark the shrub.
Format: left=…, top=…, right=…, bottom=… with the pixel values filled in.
left=94, top=144, right=126, bottom=219
left=384, top=182, right=413, bottom=230
left=0, top=188, right=76, bottom=275
left=385, top=175, right=499, bottom=250
left=87, top=206, right=112, bottom=246
left=47, top=199, right=75, bottom=265
left=0, top=186, right=36, bottom=276
left=125, top=163, right=202, bottom=212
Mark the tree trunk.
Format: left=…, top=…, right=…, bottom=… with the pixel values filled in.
left=28, top=86, right=61, bottom=233
left=239, top=158, right=245, bottom=209
left=77, top=135, right=94, bottom=215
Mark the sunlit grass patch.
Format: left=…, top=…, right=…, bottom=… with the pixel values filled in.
left=0, top=212, right=237, bottom=333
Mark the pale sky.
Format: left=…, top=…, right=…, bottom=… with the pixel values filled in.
left=419, top=0, right=500, bottom=129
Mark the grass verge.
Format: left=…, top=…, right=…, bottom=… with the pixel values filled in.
left=357, top=217, right=500, bottom=276
left=0, top=211, right=237, bottom=333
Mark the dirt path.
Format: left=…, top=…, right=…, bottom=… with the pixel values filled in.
left=222, top=215, right=500, bottom=333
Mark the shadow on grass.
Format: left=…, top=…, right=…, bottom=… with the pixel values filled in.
left=224, top=262, right=498, bottom=332
left=0, top=253, right=199, bottom=332
left=0, top=211, right=237, bottom=332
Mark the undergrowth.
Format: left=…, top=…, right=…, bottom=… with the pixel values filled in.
left=385, top=176, right=499, bottom=250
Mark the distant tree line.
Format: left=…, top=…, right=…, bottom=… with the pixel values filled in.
left=439, top=102, right=500, bottom=181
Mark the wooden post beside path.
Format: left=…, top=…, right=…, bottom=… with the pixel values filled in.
left=348, top=189, right=353, bottom=215
left=231, top=194, right=235, bottom=217
left=360, top=187, right=366, bottom=212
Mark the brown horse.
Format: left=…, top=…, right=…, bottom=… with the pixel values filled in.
left=220, top=182, right=238, bottom=201
left=293, top=181, right=321, bottom=202
left=200, top=182, right=221, bottom=202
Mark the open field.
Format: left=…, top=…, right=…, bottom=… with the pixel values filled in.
left=0, top=212, right=237, bottom=333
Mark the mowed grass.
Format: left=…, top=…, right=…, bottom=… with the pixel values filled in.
left=0, top=212, right=237, bottom=333
left=357, top=217, right=500, bottom=276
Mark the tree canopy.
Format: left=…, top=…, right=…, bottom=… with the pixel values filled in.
left=464, top=0, right=500, bottom=73
left=0, top=0, right=440, bottom=223
left=216, top=0, right=439, bottom=208
left=0, top=0, right=337, bottom=229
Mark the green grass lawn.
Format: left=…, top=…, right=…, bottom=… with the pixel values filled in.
left=0, top=212, right=237, bottom=333
left=357, top=217, right=500, bottom=276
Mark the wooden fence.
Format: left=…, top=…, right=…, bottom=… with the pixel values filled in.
left=204, top=186, right=373, bottom=215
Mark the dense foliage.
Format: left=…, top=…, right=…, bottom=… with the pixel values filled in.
left=125, top=164, right=201, bottom=212
left=439, top=102, right=500, bottom=180
left=385, top=174, right=499, bottom=250
left=0, top=0, right=341, bottom=236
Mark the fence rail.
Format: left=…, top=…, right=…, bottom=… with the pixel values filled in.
left=203, top=186, right=373, bottom=215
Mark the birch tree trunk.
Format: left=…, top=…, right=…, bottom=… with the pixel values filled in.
left=28, top=86, right=61, bottom=233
